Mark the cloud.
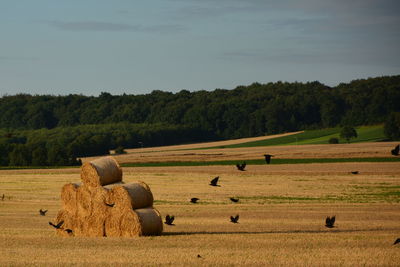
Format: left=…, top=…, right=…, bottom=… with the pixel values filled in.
left=45, top=21, right=185, bottom=34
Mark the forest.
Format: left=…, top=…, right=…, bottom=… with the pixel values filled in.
left=0, top=75, right=399, bottom=166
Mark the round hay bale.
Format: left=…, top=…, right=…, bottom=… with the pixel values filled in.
left=60, top=183, right=80, bottom=213
left=81, top=156, right=122, bottom=187
left=110, top=181, right=154, bottom=211
left=119, top=208, right=163, bottom=237
left=135, top=208, right=163, bottom=236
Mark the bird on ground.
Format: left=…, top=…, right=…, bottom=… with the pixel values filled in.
left=190, top=198, right=199, bottom=203
left=230, top=197, right=239, bottom=203
left=236, top=162, right=246, bottom=171
left=350, top=171, right=359, bottom=175
left=104, top=202, right=115, bottom=207
left=1, top=194, right=4, bottom=201
left=264, top=154, right=273, bottom=164
left=164, top=214, right=175, bottom=225
left=209, top=176, right=220, bottom=187
left=391, top=145, right=399, bottom=156
left=65, top=229, right=73, bottom=234
left=325, top=216, right=336, bottom=228
left=39, top=209, right=48, bottom=216
left=197, top=254, right=202, bottom=258
left=393, top=238, right=400, bottom=245
left=49, top=221, right=64, bottom=229
left=230, top=214, right=240, bottom=223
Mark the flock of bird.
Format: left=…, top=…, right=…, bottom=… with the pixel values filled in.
left=163, top=144, right=400, bottom=246
left=22, top=143, right=400, bottom=245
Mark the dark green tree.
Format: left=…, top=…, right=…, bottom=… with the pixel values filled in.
left=340, top=126, right=358, bottom=143
left=384, top=112, right=400, bottom=140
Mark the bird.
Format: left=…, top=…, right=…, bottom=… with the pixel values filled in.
left=104, top=202, right=115, bottom=207
left=164, top=214, right=175, bottom=225
left=230, top=214, right=239, bottom=223
left=350, top=171, right=359, bottom=175
left=39, top=209, right=48, bottom=216
left=1, top=194, right=4, bottom=201
left=230, top=197, right=239, bottom=203
left=65, top=229, right=73, bottom=234
left=209, top=176, right=220, bottom=187
left=391, top=145, right=399, bottom=156
left=264, top=154, right=273, bottom=164
left=197, top=254, right=202, bottom=258
left=325, top=216, right=336, bottom=228
left=190, top=198, right=199, bottom=203
left=236, top=162, right=246, bottom=171
left=393, top=238, right=400, bottom=245
left=49, top=221, right=64, bottom=229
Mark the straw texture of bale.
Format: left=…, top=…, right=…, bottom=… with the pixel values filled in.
left=110, top=181, right=154, bottom=211
left=81, top=156, right=122, bottom=187
left=104, top=209, right=123, bottom=237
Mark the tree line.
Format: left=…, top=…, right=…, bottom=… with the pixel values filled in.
left=0, top=123, right=215, bottom=166
left=0, top=75, right=399, bottom=166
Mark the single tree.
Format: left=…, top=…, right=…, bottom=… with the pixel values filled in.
left=384, top=112, right=400, bottom=140
left=340, top=126, right=358, bottom=143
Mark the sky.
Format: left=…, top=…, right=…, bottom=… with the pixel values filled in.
left=0, top=0, right=399, bottom=96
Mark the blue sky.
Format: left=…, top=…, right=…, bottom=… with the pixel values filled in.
left=0, top=0, right=399, bottom=96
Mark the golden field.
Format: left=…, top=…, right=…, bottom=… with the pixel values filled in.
left=1, top=141, right=400, bottom=266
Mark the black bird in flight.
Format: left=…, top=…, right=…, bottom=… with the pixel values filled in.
left=350, top=171, right=359, bottom=174
left=164, top=214, right=175, bottom=225
left=65, top=229, right=73, bottom=234
left=209, top=176, right=220, bottom=187
left=104, top=202, right=115, bottom=207
left=230, top=215, right=239, bottom=223
left=236, top=162, right=246, bottom=171
left=325, top=216, right=336, bottom=228
left=393, top=238, right=400, bottom=245
left=39, top=209, right=48, bottom=216
left=264, top=154, right=273, bottom=164
left=49, top=221, right=64, bottom=229
left=391, top=144, right=399, bottom=156
left=190, top=198, right=199, bottom=203
left=230, top=197, right=239, bottom=203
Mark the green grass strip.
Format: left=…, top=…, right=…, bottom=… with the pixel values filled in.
left=121, top=157, right=400, bottom=167
left=200, top=125, right=386, bottom=149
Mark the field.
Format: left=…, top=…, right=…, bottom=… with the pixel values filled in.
left=1, top=139, right=400, bottom=266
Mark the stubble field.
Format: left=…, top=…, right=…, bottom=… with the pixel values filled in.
left=1, top=141, right=400, bottom=266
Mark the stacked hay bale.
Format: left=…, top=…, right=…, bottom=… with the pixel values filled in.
left=53, top=156, right=163, bottom=237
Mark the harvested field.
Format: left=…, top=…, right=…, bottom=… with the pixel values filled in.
left=1, top=143, right=400, bottom=265
left=85, top=141, right=400, bottom=164
left=0, top=143, right=400, bottom=266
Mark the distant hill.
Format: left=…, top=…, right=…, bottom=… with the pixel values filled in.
left=0, top=75, right=399, bottom=167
